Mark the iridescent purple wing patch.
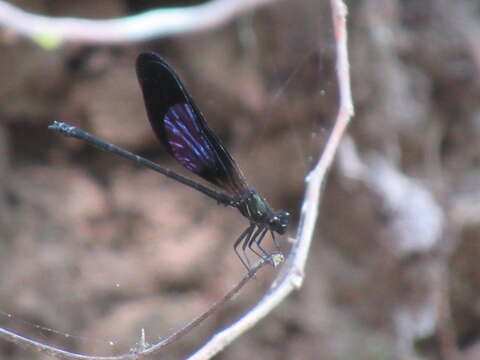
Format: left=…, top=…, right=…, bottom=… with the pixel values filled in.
left=164, top=103, right=216, bottom=174
left=136, top=52, right=248, bottom=195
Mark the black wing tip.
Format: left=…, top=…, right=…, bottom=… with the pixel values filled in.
left=136, top=52, right=169, bottom=69
left=136, top=52, right=158, bottom=72
left=137, top=51, right=160, bottom=63
left=136, top=52, right=173, bottom=79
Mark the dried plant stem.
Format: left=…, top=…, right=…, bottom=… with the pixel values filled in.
left=0, top=0, right=278, bottom=45
left=0, top=260, right=269, bottom=360
left=186, top=0, right=354, bottom=358
left=0, top=0, right=354, bottom=358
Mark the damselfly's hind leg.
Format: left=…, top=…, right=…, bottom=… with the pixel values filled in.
left=234, top=224, right=255, bottom=271
left=249, top=227, right=270, bottom=260
left=246, top=226, right=268, bottom=259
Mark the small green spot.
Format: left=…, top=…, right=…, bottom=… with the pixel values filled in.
left=32, top=32, right=62, bottom=50
left=271, top=253, right=284, bottom=267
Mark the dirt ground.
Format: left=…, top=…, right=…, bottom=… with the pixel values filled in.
left=1, top=0, right=480, bottom=359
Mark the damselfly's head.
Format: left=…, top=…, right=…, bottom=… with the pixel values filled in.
left=269, top=210, right=290, bottom=234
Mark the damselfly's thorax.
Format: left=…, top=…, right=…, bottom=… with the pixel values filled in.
left=235, top=190, right=289, bottom=234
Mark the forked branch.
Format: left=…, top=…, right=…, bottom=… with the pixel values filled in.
left=0, top=0, right=353, bottom=358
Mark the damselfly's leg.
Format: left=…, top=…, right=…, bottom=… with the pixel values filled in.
left=251, top=227, right=270, bottom=259
left=242, top=224, right=261, bottom=268
left=270, top=230, right=282, bottom=253
left=234, top=224, right=255, bottom=271
left=246, top=226, right=268, bottom=260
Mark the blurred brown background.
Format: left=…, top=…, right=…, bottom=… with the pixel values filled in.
left=1, top=0, right=480, bottom=359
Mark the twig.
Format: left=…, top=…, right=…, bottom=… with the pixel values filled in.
left=140, top=259, right=269, bottom=356
left=0, top=0, right=279, bottom=45
left=0, top=326, right=125, bottom=360
left=186, top=0, right=354, bottom=358
left=0, top=0, right=354, bottom=358
left=0, top=260, right=270, bottom=359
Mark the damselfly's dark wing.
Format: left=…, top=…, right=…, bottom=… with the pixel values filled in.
left=136, top=52, right=248, bottom=196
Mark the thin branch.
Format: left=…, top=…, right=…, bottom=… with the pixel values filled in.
left=141, top=259, right=269, bottom=356
left=0, top=0, right=279, bottom=45
left=0, top=326, right=128, bottom=360
left=0, top=0, right=354, bottom=358
left=0, top=260, right=271, bottom=360
left=186, top=0, right=354, bottom=358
